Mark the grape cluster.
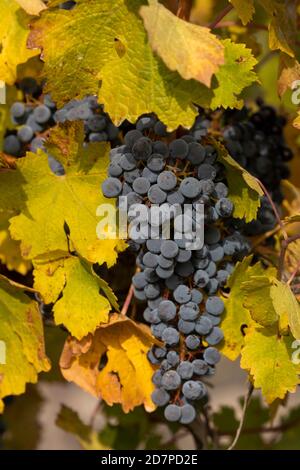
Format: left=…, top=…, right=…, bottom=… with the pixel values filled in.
left=54, top=96, right=119, bottom=144
left=3, top=77, right=119, bottom=175
left=222, top=101, right=293, bottom=234
left=102, top=115, right=250, bottom=423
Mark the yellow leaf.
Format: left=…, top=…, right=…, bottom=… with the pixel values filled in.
left=278, top=54, right=300, bottom=97
left=60, top=315, right=156, bottom=413
left=0, top=0, right=39, bottom=84
left=220, top=256, right=270, bottom=360
left=140, top=0, right=224, bottom=87
left=15, top=0, right=46, bottom=15
left=0, top=276, right=50, bottom=411
left=242, top=276, right=279, bottom=327
left=259, top=0, right=296, bottom=57
left=229, top=0, right=255, bottom=25
left=271, top=280, right=300, bottom=341
left=0, top=123, right=126, bottom=266
left=0, top=211, right=31, bottom=275
left=34, top=256, right=114, bottom=339
left=241, top=325, right=300, bottom=403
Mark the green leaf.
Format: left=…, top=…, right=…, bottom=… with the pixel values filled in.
left=28, top=0, right=213, bottom=131
left=140, top=0, right=224, bottom=87
left=0, top=276, right=50, bottom=411
left=229, top=0, right=255, bottom=25
left=240, top=325, right=300, bottom=403
left=220, top=256, right=269, bottom=360
left=0, top=0, right=39, bottom=85
left=214, top=139, right=263, bottom=222
left=210, top=39, right=258, bottom=109
left=0, top=122, right=126, bottom=266
left=2, top=385, right=43, bottom=449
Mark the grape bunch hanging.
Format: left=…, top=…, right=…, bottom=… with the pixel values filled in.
left=102, top=116, right=250, bottom=423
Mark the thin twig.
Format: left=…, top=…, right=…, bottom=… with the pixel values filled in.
left=256, top=179, right=288, bottom=241
left=176, top=0, right=193, bottom=20
left=121, top=284, right=134, bottom=316
left=278, top=234, right=300, bottom=281
left=228, top=383, right=254, bottom=450
left=287, top=253, right=300, bottom=286
left=209, top=4, right=233, bottom=29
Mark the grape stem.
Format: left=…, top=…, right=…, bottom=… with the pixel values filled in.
left=227, top=383, right=254, bottom=450
left=176, top=0, right=193, bottom=21
left=121, top=284, right=134, bottom=316
left=209, top=4, right=233, bottom=29
left=256, top=179, right=288, bottom=241
left=279, top=234, right=300, bottom=282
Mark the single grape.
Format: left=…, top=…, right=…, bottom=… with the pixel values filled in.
left=164, top=404, right=181, bottom=422
left=182, top=380, right=206, bottom=400
left=203, top=346, right=221, bottom=365
left=205, top=326, right=224, bottom=345
left=161, top=370, right=181, bottom=390
left=158, top=300, right=177, bottom=321
left=151, top=389, right=170, bottom=407
left=177, top=361, right=194, bottom=379
left=180, top=404, right=196, bottom=424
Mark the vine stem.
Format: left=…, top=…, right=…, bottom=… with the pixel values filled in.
left=278, top=234, right=300, bottom=281
left=121, top=284, right=134, bottom=316
left=176, top=0, right=193, bottom=20
left=287, top=258, right=300, bottom=285
left=209, top=4, right=233, bottom=29
left=228, top=383, right=254, bottom=450
left=256, top=178, right=288, bottom=241
left=187, top=414, right=208, bottom=450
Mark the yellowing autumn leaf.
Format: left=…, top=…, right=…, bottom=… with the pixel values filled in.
left=241, top=325, right=300, bottom=403
left=140, top=0, right=224, bottom=87
left=214, top=139, right=263, bottom=222
left=0, top=276, right=50, bottom=411
left=0, top=211, right=31, bottom=275
left=15, top=0, right=46, bottom=15
left=60, top=315, right=157, bottom=412
left=0, top=0, right=39, bottom=84
left=270, top=280, right=300, bottom=341
left=220, top=256, right=271, bottom=360
left=258, top=0, right=296, bottom=57
left=0, top=122, right=126, bottom=266
left=34, top=256, right=118, bottom=339
left=242, top=276, right=279, bottom=327
left=229, top=0, right=255, bottom=25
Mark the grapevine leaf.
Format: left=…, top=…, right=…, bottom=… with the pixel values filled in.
left=270, top=279, right=300, bottom=341
left=0, top=123, right=126, bottom=266
left=258, top=0, right=296, bottom=57
left=214, top=140, right=263, bottom=222
left=229, top=0, right=255, bottom=25
left=60, top=314, right=157, bottom=413
left=240, top=325, right=300, bottom=403
left=1, top=385, right=43, bottom=449
left=210, top=39, right=258, bottom=109
left=140, top=0, right=224, bottom=87
left=34, top=256, right=113, bottom=340
left=56, top=405, right=111, bottom=450
left=28, top=0, right=214, bottom=131
left=220, top=256, right=272, bottom=360
left=0, top=211, right=31, bottom=275
left=0, top=276, right=50, bottom=412
left=15, top=0, right=46, bottom=15
left=242, top=276, right=279, bottom=327
left=0, top=0, right=39, bottom=85
left=278, top=54, right=300, bottom=97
